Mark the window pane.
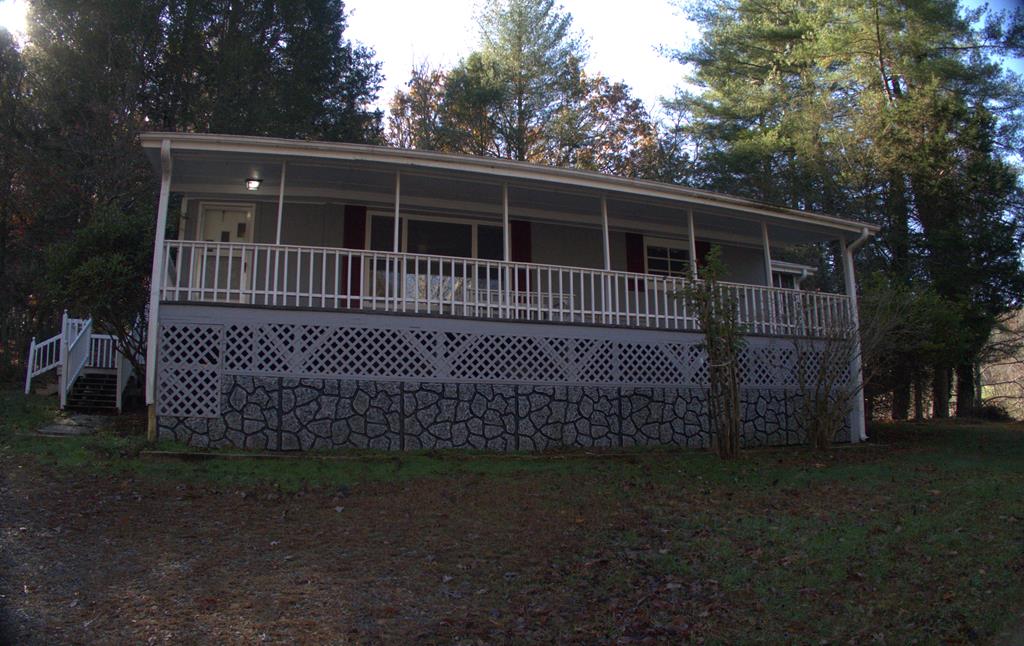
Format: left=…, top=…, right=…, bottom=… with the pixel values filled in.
left=477, top=225, right=503, bottom=260
left=774, top=273, right=795, bottom=289
left=370, top=216, right=396, bottom=251
left=407, top=219, right=472, bottom=258
left=646, top=242, right=690, bottom=278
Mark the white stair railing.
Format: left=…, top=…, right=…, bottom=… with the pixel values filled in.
left=59, top=317, right=92, bottom=409
left=116, top=351, right=133, bottom=412
left=25, top=312, right=140, bottom=410
left=25, top=310, right=78, bottom=396
left=23, top=332, right=63, bottom=394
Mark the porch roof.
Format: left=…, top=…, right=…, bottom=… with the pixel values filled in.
left=140, top=132, right=878, bottom=246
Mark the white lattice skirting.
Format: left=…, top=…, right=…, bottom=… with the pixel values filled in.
left=156, top=304, right=850, bottom=447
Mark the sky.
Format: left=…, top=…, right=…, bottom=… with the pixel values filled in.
left=343, top=0, right=697, bottom=115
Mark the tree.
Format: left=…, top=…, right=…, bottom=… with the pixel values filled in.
left=0, top=0, right=389, bottom=378
left=388, top=58, right=503, bottom=156
left=681, top=247, right=744, bottom=458
left=153, top=0, right=385, bottom=142
left=796, top=274, right=954, bottom=447
left=0, top=29, right=31, bottom=379
left=547, top=72, right=665, bottom=178
left=476, top=0, right=586, bottom=160
left=978, top=310, right=1024, bottom=419
left=664, top=0, right=1024, bottom=419
left=44, top=206, right=154, bottom=380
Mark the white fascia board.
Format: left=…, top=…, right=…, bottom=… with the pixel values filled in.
left=771, top=260, right=819, bottom=275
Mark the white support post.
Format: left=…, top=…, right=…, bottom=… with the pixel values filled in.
left=687, top=209, right=698, bottom=280
left=275, top=161, right=287, bottom=245
left=23, top=336, right=36, bottom=395
left=393, top=171, right=401, bottom=252
left=761, top=221, right=773, bottom=287
left=600, top=196, right=611, bottom=271
left=794, top=268, right=809, bottom=290
left=58, top=311, right=68, bottom=409
left=145, top=140, right=173, bottom=424
left=841, top=234, right=868, bottom=443
left=502, top=183, right=510, bottom=261
left=177, top=197, right=188, bottom=242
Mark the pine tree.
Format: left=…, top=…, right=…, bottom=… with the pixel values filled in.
left=476, top=0, right=586, bottom=160
left=664, top=0, right=1024, bottom=417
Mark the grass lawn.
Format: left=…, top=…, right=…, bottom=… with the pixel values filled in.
left=1, top=389, right=1023, bottom=644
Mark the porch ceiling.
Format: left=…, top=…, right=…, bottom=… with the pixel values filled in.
left=143, top=133, right=877, bottom=247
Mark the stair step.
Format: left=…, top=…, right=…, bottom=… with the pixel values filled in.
left=67, top=373, right=119, bottom=412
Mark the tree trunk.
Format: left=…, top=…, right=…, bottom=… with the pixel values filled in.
left=891, top=375, right=910, bottom=421
left=913, top=373, right=925, bottom=421
left=932, top=366, right=950, bottom=418
left=973, top=362, right=983, bottom=410
left=955, top=363, right=975, bottom=417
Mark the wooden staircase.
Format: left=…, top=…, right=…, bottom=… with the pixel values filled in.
left=24, top=312, right=137, bottom=412
left=65, top=371, right=119, bottom=412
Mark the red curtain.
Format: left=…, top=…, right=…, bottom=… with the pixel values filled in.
left=342, top=205, right=367, bottom=306
left=624, top=232, right=645, bottom=291
left=510, top=220, right=531, bottom=286
left=694, top=240, right=711, bottom=271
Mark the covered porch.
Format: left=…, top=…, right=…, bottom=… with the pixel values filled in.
left=143, top=133, right=872, bottom=338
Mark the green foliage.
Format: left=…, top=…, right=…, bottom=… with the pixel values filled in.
left=665, top=0, right=1024, bottom=416
left=0, top=0, right=386, bottom=377
left=0, top=29, right=31, bottom=378
left=153, top=0, right=384, bottom=141
left=387, top=0, right=672, bottom=178
left=476, top=0, right=586, bottom=160
left=680, top=247, right=745, bottom=458
left=44, top=205, right=154, bottom=376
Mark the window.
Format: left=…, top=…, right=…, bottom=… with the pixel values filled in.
left=773, top=272, right=796, bottom=289
left=477, top=225, right=504, bottom=260
left=370, top=214, right=504, bottom=261
left=645, top=241, right=689, bottom=278
left=407, top=219, right=472, bottom=257
left=370, top=215, right=399, bottom=251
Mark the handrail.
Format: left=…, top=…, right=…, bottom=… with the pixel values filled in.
left=60, top=318, right=92, bottom=408
left=24, top=333, right=62, bottom=394
left=161, top=240, right=853, bottom=338
left=116, top=350, right=134, bottom=412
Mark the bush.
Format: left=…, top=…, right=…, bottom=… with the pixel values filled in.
left=973, top=403, right=1014, bottom=422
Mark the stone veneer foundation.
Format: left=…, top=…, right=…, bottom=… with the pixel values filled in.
left=155, top=304, right=850, bottom=451
left=158, top=377, right=842, bottom=450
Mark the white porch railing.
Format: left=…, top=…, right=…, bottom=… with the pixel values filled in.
left=161, top=240, right=853, bottom=337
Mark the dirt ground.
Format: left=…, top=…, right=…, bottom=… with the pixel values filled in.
left=0, top=452, right=670, bottom=645
left=2, top=422, right=1023, bottom=645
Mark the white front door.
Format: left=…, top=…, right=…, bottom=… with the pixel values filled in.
left=197, top=204, right=254, bottom=302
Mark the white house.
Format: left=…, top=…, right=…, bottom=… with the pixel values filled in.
left=119, top=132, right=875, bottom=450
